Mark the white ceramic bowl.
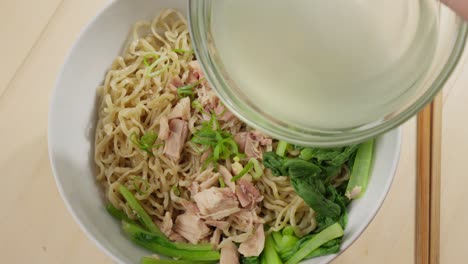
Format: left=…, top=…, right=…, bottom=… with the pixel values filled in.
left=48, top=0, right=402, bottom=263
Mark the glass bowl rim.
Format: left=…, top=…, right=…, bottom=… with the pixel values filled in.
left=188, top=1, right=468, bottom=147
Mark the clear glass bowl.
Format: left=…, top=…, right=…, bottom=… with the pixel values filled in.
left=188, top=1, right=468, bottom=147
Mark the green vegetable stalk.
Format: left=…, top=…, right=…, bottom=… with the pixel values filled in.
left=119, top=184, right=164, bottom=236
left=276, top=140, right=289, bottom=157
left=140, top=257, right=216, bottom=264
left=105, top=203, right=136, bottom=225
left=122, top=221, right=220, bottom=261
left=285, top=223, right=344, bottom=264
left=141, top=258, right=214, bottom=264
left=346, top=139, right=374, bottom=199
left=262, top=234, right=283, bottom=264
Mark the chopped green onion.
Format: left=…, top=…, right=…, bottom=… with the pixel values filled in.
left=191, top=100, right=207, bottom=114
left=177, top=78, right=205, bottom=99
left=143, top=54, right=159, bottom=67
left=250, top=158, right=264, bottom=180
left=192, top=113, right=241, bottom=166
left=130, top=131, right=159, bottom=156
left=148, top=64, right=169, bottom=78
left=172, top=185, right=181, bottom=196
left=143, top=54, right=168, bottom=78
left=131, top=176, right=150, bottom=196
left=231, top=160, right=254, bottom=182
left=218, top=176, right=226, bottom=188
left=172, top=48, right=194, bottom=54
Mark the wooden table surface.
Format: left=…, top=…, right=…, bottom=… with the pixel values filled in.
left=1, top=1, right=467, bottom=263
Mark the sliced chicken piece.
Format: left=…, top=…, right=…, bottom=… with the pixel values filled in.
left=210, top=228, right=223, bottom=248
left=173, top=213, right=211, bottom=244
left=195, top=168, right=215, bottom=182
left=218, top=165, right=236, bottom=191
left=167, top=76, right=184, bottom=92
left=188, top=182, right=200, bottom=198
left=159, top=116, right=170, bottom=140
left=220, top=240, right=240, bottom=264
left=181, top=200, right=200, bottom=215
left=200, top=149, right=213, bottom=163
left=163, top=119, right=188, bottom=160
left=238, top=224, right=265, bottom=257
left=233, top=132, right=249, bottom=153
left=244, top=136, right=261, bottom=159
left=158, top=212, right=173, bottom=237
left=214, top=104, right=235, bottom=122
left=200, top=173, right=221, bottom=190
left=234, top=131, right=272, bottom=159
left=168, top=97, right=191, bottom=121
left=230, top=210, right=255, bottom=232
left=169, top=232, right=187, bottom=243
left=251, top=130, right=273, bottom=146
left=193, top=187, right=240, bottom=220
left=188, top=60, right=205, bottom=84
left=205, top=220, right=230, bottom=231
left=235, top=179, right=263, bottom=209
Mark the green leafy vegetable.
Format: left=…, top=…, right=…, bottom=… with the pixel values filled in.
left=263, top=152, right=287, bottom=176
left=241, top=256, right=262, bottom=264
left=346, top=139, right=374, bottom=199
left=299, top=145, right=358, bottom=167
left=141, top=258, right=215, bottom=264
left=172, top=48, right=194, bottom=54
left=177, top=78, right=204, bottom=99
left=263, top=145, right=358, bottom=232
left=122, top=221, right=220, bottom=261
left=119, top=184, right=163, bottom=236
left=130, top=131, right=159, bottom=156
left=291, top=179, right=340, bottom=218
left=284, top=223, right=344, bottom=264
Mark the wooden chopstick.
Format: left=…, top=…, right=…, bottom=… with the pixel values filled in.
left=429, top=94, right=442, bottom=264
left=416, top=93, right=442, bottom=264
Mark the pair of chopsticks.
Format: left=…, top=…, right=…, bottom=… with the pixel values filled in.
left=416, top=94, right=442, bottom=264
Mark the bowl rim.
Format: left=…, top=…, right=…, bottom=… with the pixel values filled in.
left=48, top=0, right=125, bottom=263
left=48, top=1, right=402, bottom=263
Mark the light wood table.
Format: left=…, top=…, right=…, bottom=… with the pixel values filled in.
left=0, top=1, right=467, bottom=263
